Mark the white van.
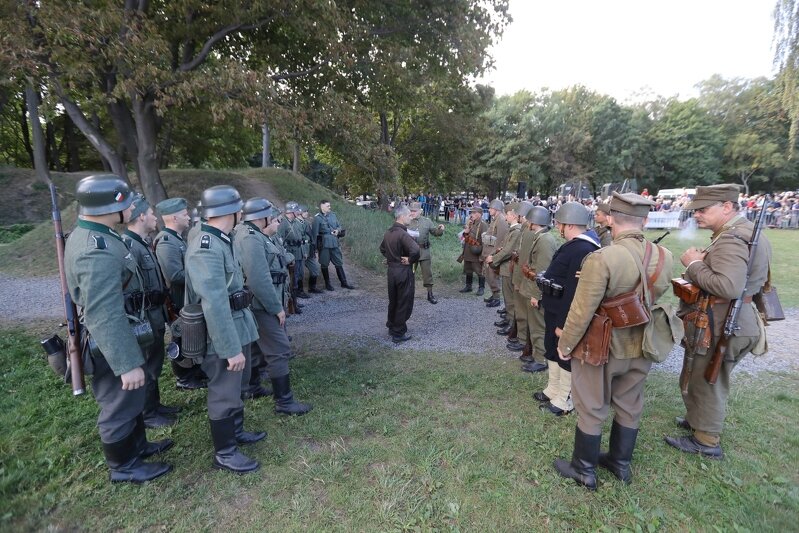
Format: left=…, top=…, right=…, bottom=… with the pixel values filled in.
left=656, top=188, right=696, bottom=200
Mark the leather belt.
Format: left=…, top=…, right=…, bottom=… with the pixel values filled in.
left=714, top=295, right=753, bottom=305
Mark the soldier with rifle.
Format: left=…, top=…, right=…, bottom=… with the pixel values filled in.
left=64, top=175, right=173, bottom=483
left=278, top=202, right=311, bottom=299
left=300, top=205, right=323, bottom=293
left=666, top=184, right=771, bottom=459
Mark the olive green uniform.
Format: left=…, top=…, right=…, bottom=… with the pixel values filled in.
left=511, top=224, right=535, bottom=343
left=185, top=224, right=258, bottom=420
left=407, top=215, right=444, bottom=287
left=492, top=222, right=522, bottom=322
left=519, top=228, right=557, bottom=362
left=558, top=230, right=673, bottom=434
left=122, top=230, right=169, bottom=422
left=596, top=225, right=612, bottom=248
left=65, top=220, right=147, bottom=443
left=462, top=219, right=487, bottom=275
left=678, top=216, right=770, bottom=441
left=481, top=214, right=509, bottom=297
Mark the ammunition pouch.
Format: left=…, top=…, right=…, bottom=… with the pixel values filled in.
left=270, top=271, right=288, bottom=285
left=284, top=239, right=301, bottom=247
left=87, top=317, right=154, bottom=359
left=535, top=275, right=564, bottom=298
left=671, top=278, right=700, bottom=304
left=420, top=241, right=430, bottom=249
left=521, top=264, right=537, bottom=281
left=229, top=287, right=253, bottom=311
left=124, top=290, right=167, bottom=314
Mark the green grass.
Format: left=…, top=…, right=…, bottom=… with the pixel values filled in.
left=1, top=329, right=797, bottom=531
left=0, top=224, right=35, bottom=244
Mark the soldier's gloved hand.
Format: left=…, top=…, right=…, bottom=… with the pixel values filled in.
left=120, top=367, right=146, bottom=390
left=277, top=310, right=286, bottom=327
left=226, top=353, right=246, bottom=372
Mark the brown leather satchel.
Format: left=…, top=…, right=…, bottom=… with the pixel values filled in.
left=671, top=277, right=700, bottom=304
left=521, top=263, right=536, bottom=281
left=598, top=242, right=660, bottom=329
left=571, top=312, right=612, bottom=366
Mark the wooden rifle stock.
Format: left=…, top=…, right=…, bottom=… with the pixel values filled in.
left=50, top=183, right=85, bottom=396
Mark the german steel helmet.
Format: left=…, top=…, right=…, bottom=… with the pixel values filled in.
left=285, top=201, right=301, bottom=213
left=554, top=201, right=590, bottom=225
left=516, top=201, right=534, bottom=219
left=75, top=174, right=134, bottom=215
left=242, top=197, right=279, bottom=221
left=526, top=206, right=551, bottom=226
left=489, top=199, right=504, bottom=211
left=201, top=185, right=243, bottom=218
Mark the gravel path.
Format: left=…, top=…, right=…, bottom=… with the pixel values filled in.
left=5, top=265, right=795, bottom=376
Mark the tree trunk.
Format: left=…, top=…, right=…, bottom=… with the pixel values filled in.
left=107, top=99, right=140, bottom=176
left=25, top=84, right=50, bottom=184
left=64, top=114, right=80, bottom=171
left=19, top=98, right=33, bottom=167
left=91, top=111, right=112, bottom=172
left=131, top=92, right=167, bottom=203
left=292, top=140, right=300, bottom=173
left=261, top=122, right=271, bottom=168
left=46, top=120, right=63, bottom=172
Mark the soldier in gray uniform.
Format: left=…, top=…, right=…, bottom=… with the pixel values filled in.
left=312, top=199, right=355, bottom=290
left=235, top=198, right=312, bottom=415
left=278, top=201, right=310, bottom=299
left=300, top=205, right=323, bottom=294
left=185, top=185, right=264, bottom=473
left=65, top=174, right=172, bottom=483
left=154, top=197, right=208, bottom=391
left=407, top=201, right=445, bottom=304
left=122, top=195, right=178, bottom=429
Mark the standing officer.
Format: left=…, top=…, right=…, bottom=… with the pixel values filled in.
left=407, top=201, right=445, bottom=304
left=459, top=206, right=487, bottom=294
left=486, top=202, right=522, bottom=335
left=665, top=184, right=770, bottom=459
left=154, top=197, right=208, bottom=391
left=122, top=195, right=178, bottom=429
left=300, top=205, right=323, bottom=294
left=554, top=192, right=672, bottom=489
left=594, top=202, right=613, bottom=247
left=312, top=199, right=355, bottom=290
left=65, top=174, right=172, bottom=483
left=380, top=204, right=421, bottom=343
left=536, top=202, right=600, bottom=416
left=278, top=202, right=310, bottom=299
left=234, top=198, right=312, bottom=415
left=481, top=199, right=509, bottom=307
left=185, top=185, right=264, bottom=474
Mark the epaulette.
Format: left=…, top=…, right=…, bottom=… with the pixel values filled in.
left=200, top=235, right=211, bottom=249
left=162, top=235, right=169, bottom=241
left=92, top=235, right=107, bottom=250
left=315, top=212, right=323, bottom=217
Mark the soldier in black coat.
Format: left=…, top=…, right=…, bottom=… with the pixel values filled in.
left=380, top=204, right=421, bottom=343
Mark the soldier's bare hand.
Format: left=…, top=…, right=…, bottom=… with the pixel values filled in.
left=400, top=256, right=409, bottom=265
left=555, top=327, right=563, bottom=337
left=485, top=255, right=493, bottom=264
left=530, top=297, right=539, bottom=308
left=226, top=353, right=246, bottom=372
left=681, top=247, right=706, bottom=267
left=557, top=347, right=571, bottom=361
left=120, top=367, right=145, bottom=390
left=437, top=224, right=445, bottom=231
left=277, top=310, right=286, bottom=326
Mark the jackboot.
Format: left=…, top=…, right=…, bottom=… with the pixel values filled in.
left=134, top=415, right=174, bottom=459
left=598, top=421, right=638, bottom=484
left=209, top=416, right=260, bottom=473
left=174, top=362, right=207, bottom=390
left=427, top=288, right=438, bottom=304
left=476, top=276, right=485, bottom=296
left=506, top=339, right=525, bottom=351
left=507, top=321, right=518, bottom=341
left=271, top=374, right=313, bottom=416
left=553, top=427, right=601, bottom=490
left=459, top=273, right=473, bottom=293
left=322, top=269, right=334, bottom=291
left=296, top=280, right=310, bottom=299
left=485, top=297, right=501, bottom=308
left=336, top=266, right=355, bottom=289
left=497, top=325, right=512, bottom=336
left=308, top=276, right=324, bottom=294
left=103, top=429, right=172, bottom=483
left=519, top=339, right=533, bottom=362
left=142, top=410, right=176, bottom=429
left=233, top=408, right=267, bottom=445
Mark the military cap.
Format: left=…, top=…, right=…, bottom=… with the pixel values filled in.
left=685, top=184, right=740, bottom=210
left=505, top=202, right=520, bottom=213
left=470, top=206, right=483, bottom=214
left=129, top=194, right=150, bottom=220
left=156, top=197, right=187, bottom=215
left=596, top=201, right=611, bottom=215
left=609, top=191, right=654, bottom=217
left=489, top=199, right=504, bottom=211
left=409, top=201, right=422, bottom=211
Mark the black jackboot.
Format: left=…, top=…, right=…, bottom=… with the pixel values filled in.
left=233, top=408, right=267, bottom=445
left=476, top=276, right=485, bottom=296
left=103, top=429, right=172, bottom=483
left=209, top=416, right=260, bottom=473
left=297, top=279, right=310, bottom=299
left=134, top=415, right=174, bottom=459
left=271, top=374, right=313, bottom=416
left=598, top=420, right=638, bottom=484
left=174, top=362, right=207, bottom=390
left=459, top=273, right=473, bottom=293
left=308, top=275, right=324, bottom=294
left=336, top=266, right=355, bottom=289
left=427, top=287, right=438, bottom=304
left=554, top=427, right=601, bottom=490
left=322, top=269, right=334, bottom=291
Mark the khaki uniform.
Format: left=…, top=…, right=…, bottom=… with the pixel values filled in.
left=596, top=225, right=612, bottom=248
left=518, top=228, right=557, bottom=362
left=462, top=218, right=487, bottom=275
left=492, top=222, right=522, bottom=321
left=679, top=216, right=770, bottom=439
left=406, top=215, right=444, bottom=287
left=558, top=230, right=673, bottom=434
left=481, top=214, right=509, bottom=297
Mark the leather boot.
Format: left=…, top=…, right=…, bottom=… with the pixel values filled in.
left=233, top=408, right=266, bottom=445
left=143, top=410, right=176, bottom=429
left=336, top=266, right=355, bottom=289
left=242, top=365, right=272, bottom=400
left=507, top=321, right=517, bottom=341
left=308, top=276, right=324, bottom=294
left=459, top=273, right=473, bottom=293
left=497, top=325, right=511, bottom=336
left=271, top=374, right=313, bottom=416
left=427, top=288, right=438, bottom=304
left=103, top=429, right=172, bottom=483
left=553, top=427, right=601, bottom=490
left=476, top=276, right=485, bottom=296
left=134, top=415, right=174, bottom=459
left=296, top=280, right=310, bottom=299
left=519, top=339, right=533, bottom=362
left=598, top=421, right=638, bottom=484
left=174, top=362, right=207, bottom=390
left=494, top=318, right=509, bottom=327
left=209, top=416, right=260, bottom=473
left=322, top=268, right=334, bottom=291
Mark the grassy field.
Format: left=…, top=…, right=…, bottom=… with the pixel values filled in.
left=1, top=328, right=797, bottom=531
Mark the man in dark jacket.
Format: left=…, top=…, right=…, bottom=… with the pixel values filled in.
left=380, top=204, right=421, bottom=343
